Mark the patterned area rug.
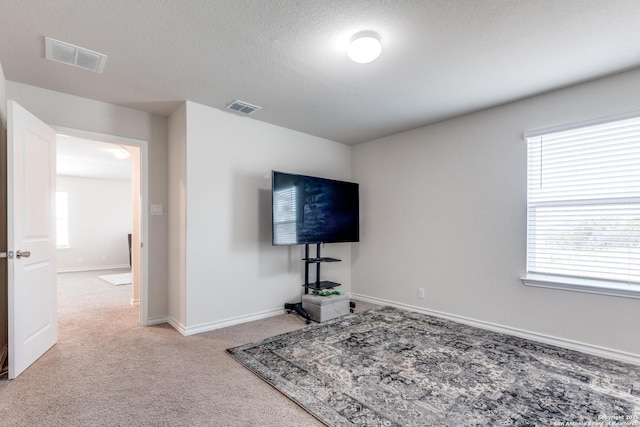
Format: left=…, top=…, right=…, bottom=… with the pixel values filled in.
left=227, top=306, right=640, bottom=426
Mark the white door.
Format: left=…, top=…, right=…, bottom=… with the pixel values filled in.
left=7, top=100, right=57, bottom=379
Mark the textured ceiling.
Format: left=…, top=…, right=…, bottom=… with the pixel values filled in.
left=57, top=136, right=132, bottom=181
left=1, top=0, right=640, bottom=145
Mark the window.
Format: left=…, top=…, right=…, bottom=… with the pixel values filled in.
left=522, top=116, right=640, bottom=298
left=56, top=191, right=69, bottom=248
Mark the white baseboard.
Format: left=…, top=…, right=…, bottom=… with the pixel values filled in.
left=166, top=307, right=285, bottom=337
left=146, top=315, right=170, bottom=327
left=351, top=293, right=640, bottom=366
left=57, top=264, right=130, bottom=273
left=165, top=316, right=186, bottom=335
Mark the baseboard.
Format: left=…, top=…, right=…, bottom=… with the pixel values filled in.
left=57, top=264, right=130, bottom=273
left=175, top=307, right=285, bottom=337
left=165, top=316, right=186, bottom=335
left=351, top=293, right=640, bottom=366
left=146, top=315, right=170, bottom=327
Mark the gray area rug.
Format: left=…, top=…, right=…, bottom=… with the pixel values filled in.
left=227, top=306, right=640, bottom=426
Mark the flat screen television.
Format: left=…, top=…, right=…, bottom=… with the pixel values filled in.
left=272, top=171, right=359, bottom=245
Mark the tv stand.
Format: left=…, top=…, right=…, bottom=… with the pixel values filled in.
left=284, top=301, right=311, bottom=323
left=302, top=244, right=341, bottom=291
left=284, top=243, right=341, bottom=323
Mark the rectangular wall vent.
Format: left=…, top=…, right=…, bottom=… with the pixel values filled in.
left=226, top=100, right=262, bottom=115
left=45, top=37, right=107, bottom=73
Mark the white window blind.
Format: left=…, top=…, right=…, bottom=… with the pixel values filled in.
left=525, top=117, right=640, bottom=288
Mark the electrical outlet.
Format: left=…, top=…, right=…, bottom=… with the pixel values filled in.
left=77, top=257, right=83, bottom=264
left=418, top=288, right=425, bottom=299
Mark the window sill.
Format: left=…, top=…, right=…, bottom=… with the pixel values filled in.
left=521, top=274, right=640, bottom=299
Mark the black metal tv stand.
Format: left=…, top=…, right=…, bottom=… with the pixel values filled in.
left=284, top=243, right=341, bottom=323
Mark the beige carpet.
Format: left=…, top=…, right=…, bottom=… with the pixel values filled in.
left=0, top=270, right=372, bottom=426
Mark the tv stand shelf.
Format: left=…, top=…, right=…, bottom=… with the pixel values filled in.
left=304, top=280, right=341, bottom=290
left=302, top=244, right=341, bottom=293
left=303, top=257, right=340, bottom=263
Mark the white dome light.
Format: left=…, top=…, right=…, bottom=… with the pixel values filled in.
left=348, top=31, right=382, bottom=64
left=112, top=148, right=130, bottom=159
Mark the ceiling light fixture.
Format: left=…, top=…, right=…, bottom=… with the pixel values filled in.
left=348, top=31, right=382, bottom=64
left=112, top=148, right=130, bottom=159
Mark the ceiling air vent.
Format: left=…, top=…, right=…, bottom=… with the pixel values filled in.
left=226, top=100, right=262, bottom=115
left=45, top=37, right=107, bottom=73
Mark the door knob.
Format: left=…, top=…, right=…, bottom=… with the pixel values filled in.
left=16, top=250, right=31, bottom=259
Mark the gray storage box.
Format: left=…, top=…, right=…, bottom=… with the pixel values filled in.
left=302, top=293, right=350, bottom=323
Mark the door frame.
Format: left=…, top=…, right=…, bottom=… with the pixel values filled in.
left=54, top=126, right=150, bottom=325
left=0, top=113, right=7, bottom=373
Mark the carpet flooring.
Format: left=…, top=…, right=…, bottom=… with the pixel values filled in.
left=228, top=306, right=640, bottom=427
left=0, top=269, right=333, bottom=426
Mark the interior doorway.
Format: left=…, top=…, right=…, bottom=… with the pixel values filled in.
left=54, top=129, right=147, bottom=322
left=2, top=102, right=149, bottom=379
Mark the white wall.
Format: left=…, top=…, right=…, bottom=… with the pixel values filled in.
left=6, top=82, right=169, bottom=321
left=57, top=176, right=132, bottom=272
left=168, top=103, right=187, bottom=326
left=168, top=101, right=353, bottom=333
left=352, top=68, right=640, bottom=357
left=0, top=60, right=6, bottom=126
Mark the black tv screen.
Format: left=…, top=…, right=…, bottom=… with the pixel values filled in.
left=272, top=171, right=359, bottom=245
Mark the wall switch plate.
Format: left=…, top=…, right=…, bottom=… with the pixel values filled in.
left=150, top=204, right=164, bottom=215
left=418, top=288, right=425, bottom=299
